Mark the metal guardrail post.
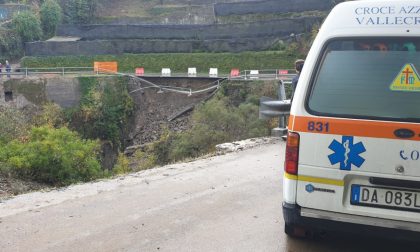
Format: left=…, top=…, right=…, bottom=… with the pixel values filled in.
left=278, top=80, right=287, bottom=130
left=258, top=80, right=290, bottom=138
left=62, top=67, right=65, bottom=76
left=25, top=68, right=28, bottom=78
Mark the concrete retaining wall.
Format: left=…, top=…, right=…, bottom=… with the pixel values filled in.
left=1, top=78, right=81, bottom=108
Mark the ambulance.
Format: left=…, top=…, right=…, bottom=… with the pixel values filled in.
left=283, top=0, right=420, bottom=239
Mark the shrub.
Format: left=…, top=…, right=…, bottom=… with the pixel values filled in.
left=0, top=106, right=30, bottom=145
left=12, top=11, right=42, bottom=42
left=21, top=51, right=296, bottom=74
left=113, top=153, right=130, bottom=174
left=166, top=96, right=269, bottom=162
left=32, top=103, right=66, bottom=128
left=0, top=126, right=102, bottom=185
left=133, top=149, right=157, bottom=171
left=40, top=0, right=62, bottom=38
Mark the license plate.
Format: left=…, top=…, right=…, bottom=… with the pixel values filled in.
left=351, top=184, right=420, bottom=213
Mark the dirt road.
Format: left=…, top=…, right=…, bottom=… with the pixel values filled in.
left=0, top=140, right=417, bottom=251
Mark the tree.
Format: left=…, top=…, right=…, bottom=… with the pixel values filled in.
left=12, top=11, right=42, bottom=42
left=0, top=28, right=23, bottom=61
left=40, top=0, right=62, bottom=38
left=64, top=0, right=97, bottom=24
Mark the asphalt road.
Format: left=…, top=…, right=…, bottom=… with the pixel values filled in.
left=0, top=140, right=419, bottom=252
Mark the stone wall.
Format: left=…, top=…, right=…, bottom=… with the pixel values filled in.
left=214, top=0, right=337, bottom=16
left=27, top=17, right=321, bottom=56
left=56, top=17, right=319, bottom=40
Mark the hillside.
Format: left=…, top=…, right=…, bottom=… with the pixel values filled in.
left=86, top=0, right=331, bottom=24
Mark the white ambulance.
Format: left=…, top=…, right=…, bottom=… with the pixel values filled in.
left=283, top=0, right=420, bottom=239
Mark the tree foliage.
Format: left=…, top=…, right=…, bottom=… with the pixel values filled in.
left=12, top=10, right=42, bottom=42
left=64, top=0, right=97, bottom=24
left=68, top=77, right=134, bottom=149
left=40, top=0, right=62, bottom=38
left=0, top=28, right=23, bottom=62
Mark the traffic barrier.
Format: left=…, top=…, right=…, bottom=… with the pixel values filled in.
left=249, top=70, right=259, bottom=79
left=188, top=67, right=197, bottom=77
left=94, top=61, right=118, bottom=74
left=230, top=68, right=240, bottom=77
left=209, top=68, right=218, bottom=77
left=259, top=80, right=289, bottom=137
left=135, top=67, right=145, bottom=76
left=161, top=68, right=171, bottom=77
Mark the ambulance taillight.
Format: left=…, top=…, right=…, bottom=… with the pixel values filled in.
left=285, top=132, right=299, bottom=175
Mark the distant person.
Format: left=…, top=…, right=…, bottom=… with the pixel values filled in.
left=291, top=59, right=304, bottom=101
left=0, top=62, right=2, bottom=77
left=5, top=60, right=11, bottom=78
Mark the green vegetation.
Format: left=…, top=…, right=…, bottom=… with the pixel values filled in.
left=130, top=81, right=276, bottom=171
left=0, top=76, right=133, bottom=186
left=21, top=51, right=300, bottom=74
left=0, top=28, right=23, bottom=62
left=67, top=77, right=134, bottom=149
left=217, top=10, right=327, bottom=24
left=12, top=10, right=42, bottom=42
left=0, top=107, right=29, bottom=144
left=0, top=126, right=101, bottom=185
left=149, top=6, right=187, bottom=16
left=63, top=0, right=97, bottom=24
left=40, top=0, right=62, bottom=38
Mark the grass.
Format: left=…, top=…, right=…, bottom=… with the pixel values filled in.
left=217, top=10, right=327, bottom=24
left=21, top=51, right=298, bottom=74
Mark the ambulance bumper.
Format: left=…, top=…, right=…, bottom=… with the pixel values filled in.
left=283, top=202, right=420, bottom=241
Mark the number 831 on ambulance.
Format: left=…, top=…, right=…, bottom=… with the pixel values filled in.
left=283, top=0, right=420, bottom=240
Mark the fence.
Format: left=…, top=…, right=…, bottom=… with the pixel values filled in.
left=0, top=67, right=296, bottom=82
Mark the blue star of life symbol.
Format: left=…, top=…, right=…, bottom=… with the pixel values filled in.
left=328, top=136, right=366, bottom=171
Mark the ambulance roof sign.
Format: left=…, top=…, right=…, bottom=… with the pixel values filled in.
left=390, top=64, right=420, bottom=92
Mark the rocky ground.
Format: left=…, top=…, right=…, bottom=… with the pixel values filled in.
left=0, top=176, right=49, bottom=201
left=126, top=77, right=217, bottom=146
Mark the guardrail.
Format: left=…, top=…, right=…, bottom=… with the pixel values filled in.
left=0, top=67, right=295, bottom=82
left=259, top=80, right=291, bottom=137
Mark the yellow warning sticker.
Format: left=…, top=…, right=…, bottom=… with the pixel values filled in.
left=390, top=64, right=420, bottom=92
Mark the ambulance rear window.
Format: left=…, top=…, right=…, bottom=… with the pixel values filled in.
left=308, top=38, right=420, bottom=122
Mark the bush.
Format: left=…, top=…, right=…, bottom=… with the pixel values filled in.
left=148, top=96, right=270, bottom=163
left=0, top=126, right=102, bottom=185
left=32, top=103, right=66, bottom=128
left=113, top=153, right=130, bottom=174
left=40, top=0, right=62, bottom=38
left=12, top=11, right=42, bottom=42
left=0, top=107, right=30, bottom=145
left=21, top=51, right=296, bottom=74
